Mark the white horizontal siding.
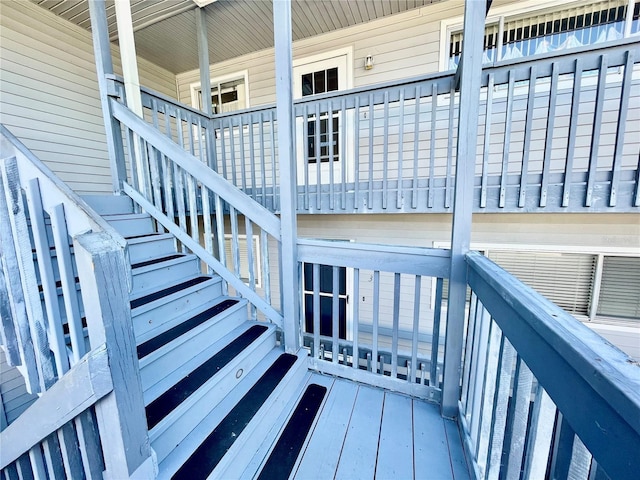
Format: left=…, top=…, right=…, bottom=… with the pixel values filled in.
left=0, top=350, right=37, bottom=427
left=0, top=1, right=177, bottom=195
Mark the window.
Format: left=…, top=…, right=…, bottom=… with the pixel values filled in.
left=302, top=263, right=347, bottom=340
left=302, top=67, right=340, bottom=164
left=446, top=0, right=640, bottom=69
left=190, top=71, right=249, bottom=114
left=223, top=234, right=261, bottom=288
left=597, top=256, right=640, bottom=319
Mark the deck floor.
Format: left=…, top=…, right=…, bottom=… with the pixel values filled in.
left=289, top=373, right=470, bottom=480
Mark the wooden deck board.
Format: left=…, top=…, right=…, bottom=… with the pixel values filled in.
left=290, top=376, right=469, bottom=480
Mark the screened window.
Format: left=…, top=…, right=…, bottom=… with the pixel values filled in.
left=597, top=256, right=640, bottom=319
left=448, top=0, right=640, bottom=69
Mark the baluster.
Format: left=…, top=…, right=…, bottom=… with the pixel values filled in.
left=562, top=58, right=583, bottom=208
left=50, top=204, right=85, bottom=363
left=58, top=424, right=83, bottom=480
left=149, top=100, right=164, bottom=210
left=504, top=356, right=534, bottom=480
left=412, top=85, right=421, bottom=209
left=239, top=115, right=247, bottom=192
left=74, top=409, right=104, bottom=479
left=230, top=206, right=240, bottom=282
left=428, top=84, right=437, bottom=208
left=391, top=273, right=401, bottom=378
left=220, top=118, right=228, bottom=180
left=249, top=115, right=258, bottom=203
left=430, top=277, right=444, bottom=389
left=329, top=100, right=335, bottom=210
left=468, top=302, right=491, bottom=445
left=499, top=70, right=515, bottom=209
left=332, top=265, right=339, bottom=363
left=382, top=91, right=390, bottom=210
left=340, top=97, right=347, bottom=210
left=303, top=106, right=311, bottom=211
left=313, top=263, right=320, bottom=359
left=42, top=434, right=65, bottom=480
left=445, top=83, right=456, bottom=209
left=215, top=195, right=228, bottom=296
left=609, top=50, right=634, bottom=207
left=540, top=62, right=559, bottom=207
left=522, top=386, right=556, bottom=479
left=245, top=218, right=257, bottom=321
left=368, top=94, right=374, bottom=209
left=481, top=75, right=494, bottom=209
left=269, top=110, right=278, bottom=211
left=260, top=229, right=271, bottom=305
left=487, top=339, right=516, bottom=480
left=198, top=124, right=214, bottom=273
left=518, top=66, right=537, bottom=208
left=28, top=445, right=47, bottom=479
left=410, top=275, right=421, bottom=385
left=162, top=112, right=176, bottom=227
left=186, top=174, right=199, bottom=246
left=352, top=267, right=360, bottom=370
left=229, top=121, right=238, bottom=187
left=397, top=89, right=405, bottom=209
left=314, top=102, right=322, bottom=211
left=259, top=114, right=267, bottom=207
left=372, top=270, right=380, bottom=374
left=585, top=55, right=608, bottom=207
left=354, top=95, right=361, bottom=210
left=461, top=293, right=479, bottom=411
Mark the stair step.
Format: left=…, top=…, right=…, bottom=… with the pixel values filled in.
left=126, top=233, right=176, bottom=264
left=81, top=195, right=133, bottom=216
left=171, top=353, right=299, bottom=479
left=257, top=383, right=328, bottom=480
left=151, top=324, right=279, bottom=465
left=157, top=349, right=307, bottom=478
left=137, top=299, right=240, bottom=360
left=131, top=276, right=223, bottom=328
left=146, top=324, right=268, bottom=430
left=131, top=254, right=201, bottom=297
left=104, top=213, right=155, bottom=237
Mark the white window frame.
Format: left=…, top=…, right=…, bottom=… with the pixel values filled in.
left=432, top=241, right=640, bottom=325
left=439, top=0, right=637, bottom=71
left=189, top=70, right=250, bottom=113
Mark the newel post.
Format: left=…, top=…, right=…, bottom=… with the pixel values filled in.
left=441, top=0, right=487, bottom=418
left=74, top=232, right=155, bottom=479
left=273, top=0, right=300, bottom=352
left=88, top=0, right=127, bottom=194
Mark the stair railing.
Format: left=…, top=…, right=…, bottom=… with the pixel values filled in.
left=0, top=126, right=153, bottom=478
left=460, top=251, right=640, bottom=480
left=298, top=238, right=450, bottom=400
left=108, top=96, right=284, bottom=327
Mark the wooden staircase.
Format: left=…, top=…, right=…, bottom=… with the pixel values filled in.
left=98, top=202, right=321, bottom=479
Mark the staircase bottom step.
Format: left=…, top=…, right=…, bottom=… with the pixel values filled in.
left=172, top=353, right=298, bottom=479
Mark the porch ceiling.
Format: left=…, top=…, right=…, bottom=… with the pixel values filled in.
left=30, top=0, right=441, bottom=74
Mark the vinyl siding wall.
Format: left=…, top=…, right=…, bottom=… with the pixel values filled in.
left=0, top=350, right=37, bottom=428
left=0, top=0, right=177, bottom=195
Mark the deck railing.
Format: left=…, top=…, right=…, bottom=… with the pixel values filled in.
left=460, top=251, right=640, bottom=480
left=0, top=126, right=153, bottom=478
left=298, top=239, right=450, bottom=399
left=114, top=38, right=639, bottom=215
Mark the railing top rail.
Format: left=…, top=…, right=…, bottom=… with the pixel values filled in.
left=466, top=250, right=640, bottom=477
left=298, top=238, right=451, bottom=277
left=0, top=124, right=126, bottom=250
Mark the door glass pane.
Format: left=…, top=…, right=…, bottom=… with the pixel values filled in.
left=302, top=73, right=313, bottom=97
left=327, top=67, right=339, bottom=92
left=314, top=70, right=326, bottom=94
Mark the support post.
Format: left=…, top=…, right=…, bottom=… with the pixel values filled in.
left=88, top=0, right=127, bottom=194
left=196, top=7, right=212, bottom=116
left=273, top=0, right=300, bottom=353
left=441, top=0, right=487, bottom=418
left=74, top=232, right=155, bottom=479
left=113, top=0, right=143, bottom=118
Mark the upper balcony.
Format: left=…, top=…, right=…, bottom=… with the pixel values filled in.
left=111, top=38, right=640, bottom=216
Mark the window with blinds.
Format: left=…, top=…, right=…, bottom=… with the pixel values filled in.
left=448, top=0, right=639, bottom=69
left=487, top=251, right=597, bottom=316
left=597, top=256, right=640, bottom=319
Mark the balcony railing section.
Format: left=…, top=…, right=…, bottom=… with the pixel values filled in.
left=297, top=239, right=450, bottom=400
left=113, top=38, right=639, bottom=215
left=461, top=251, right=640, bottom=480
left=0, top=126, right=152, bottom=478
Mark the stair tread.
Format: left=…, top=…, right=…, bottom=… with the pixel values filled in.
left=137, top=299, right=240, bottom=360
left=146, top=324, right=268, bottom=430
left=131, top=254, right=186, bottom=270
left=257, top=384, right=328, bottom=480
left=172, top=353, right=298, bottom=480
left=126, top=232, right=172, bottom=243
left=130, top=276, right=212, bottom=309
